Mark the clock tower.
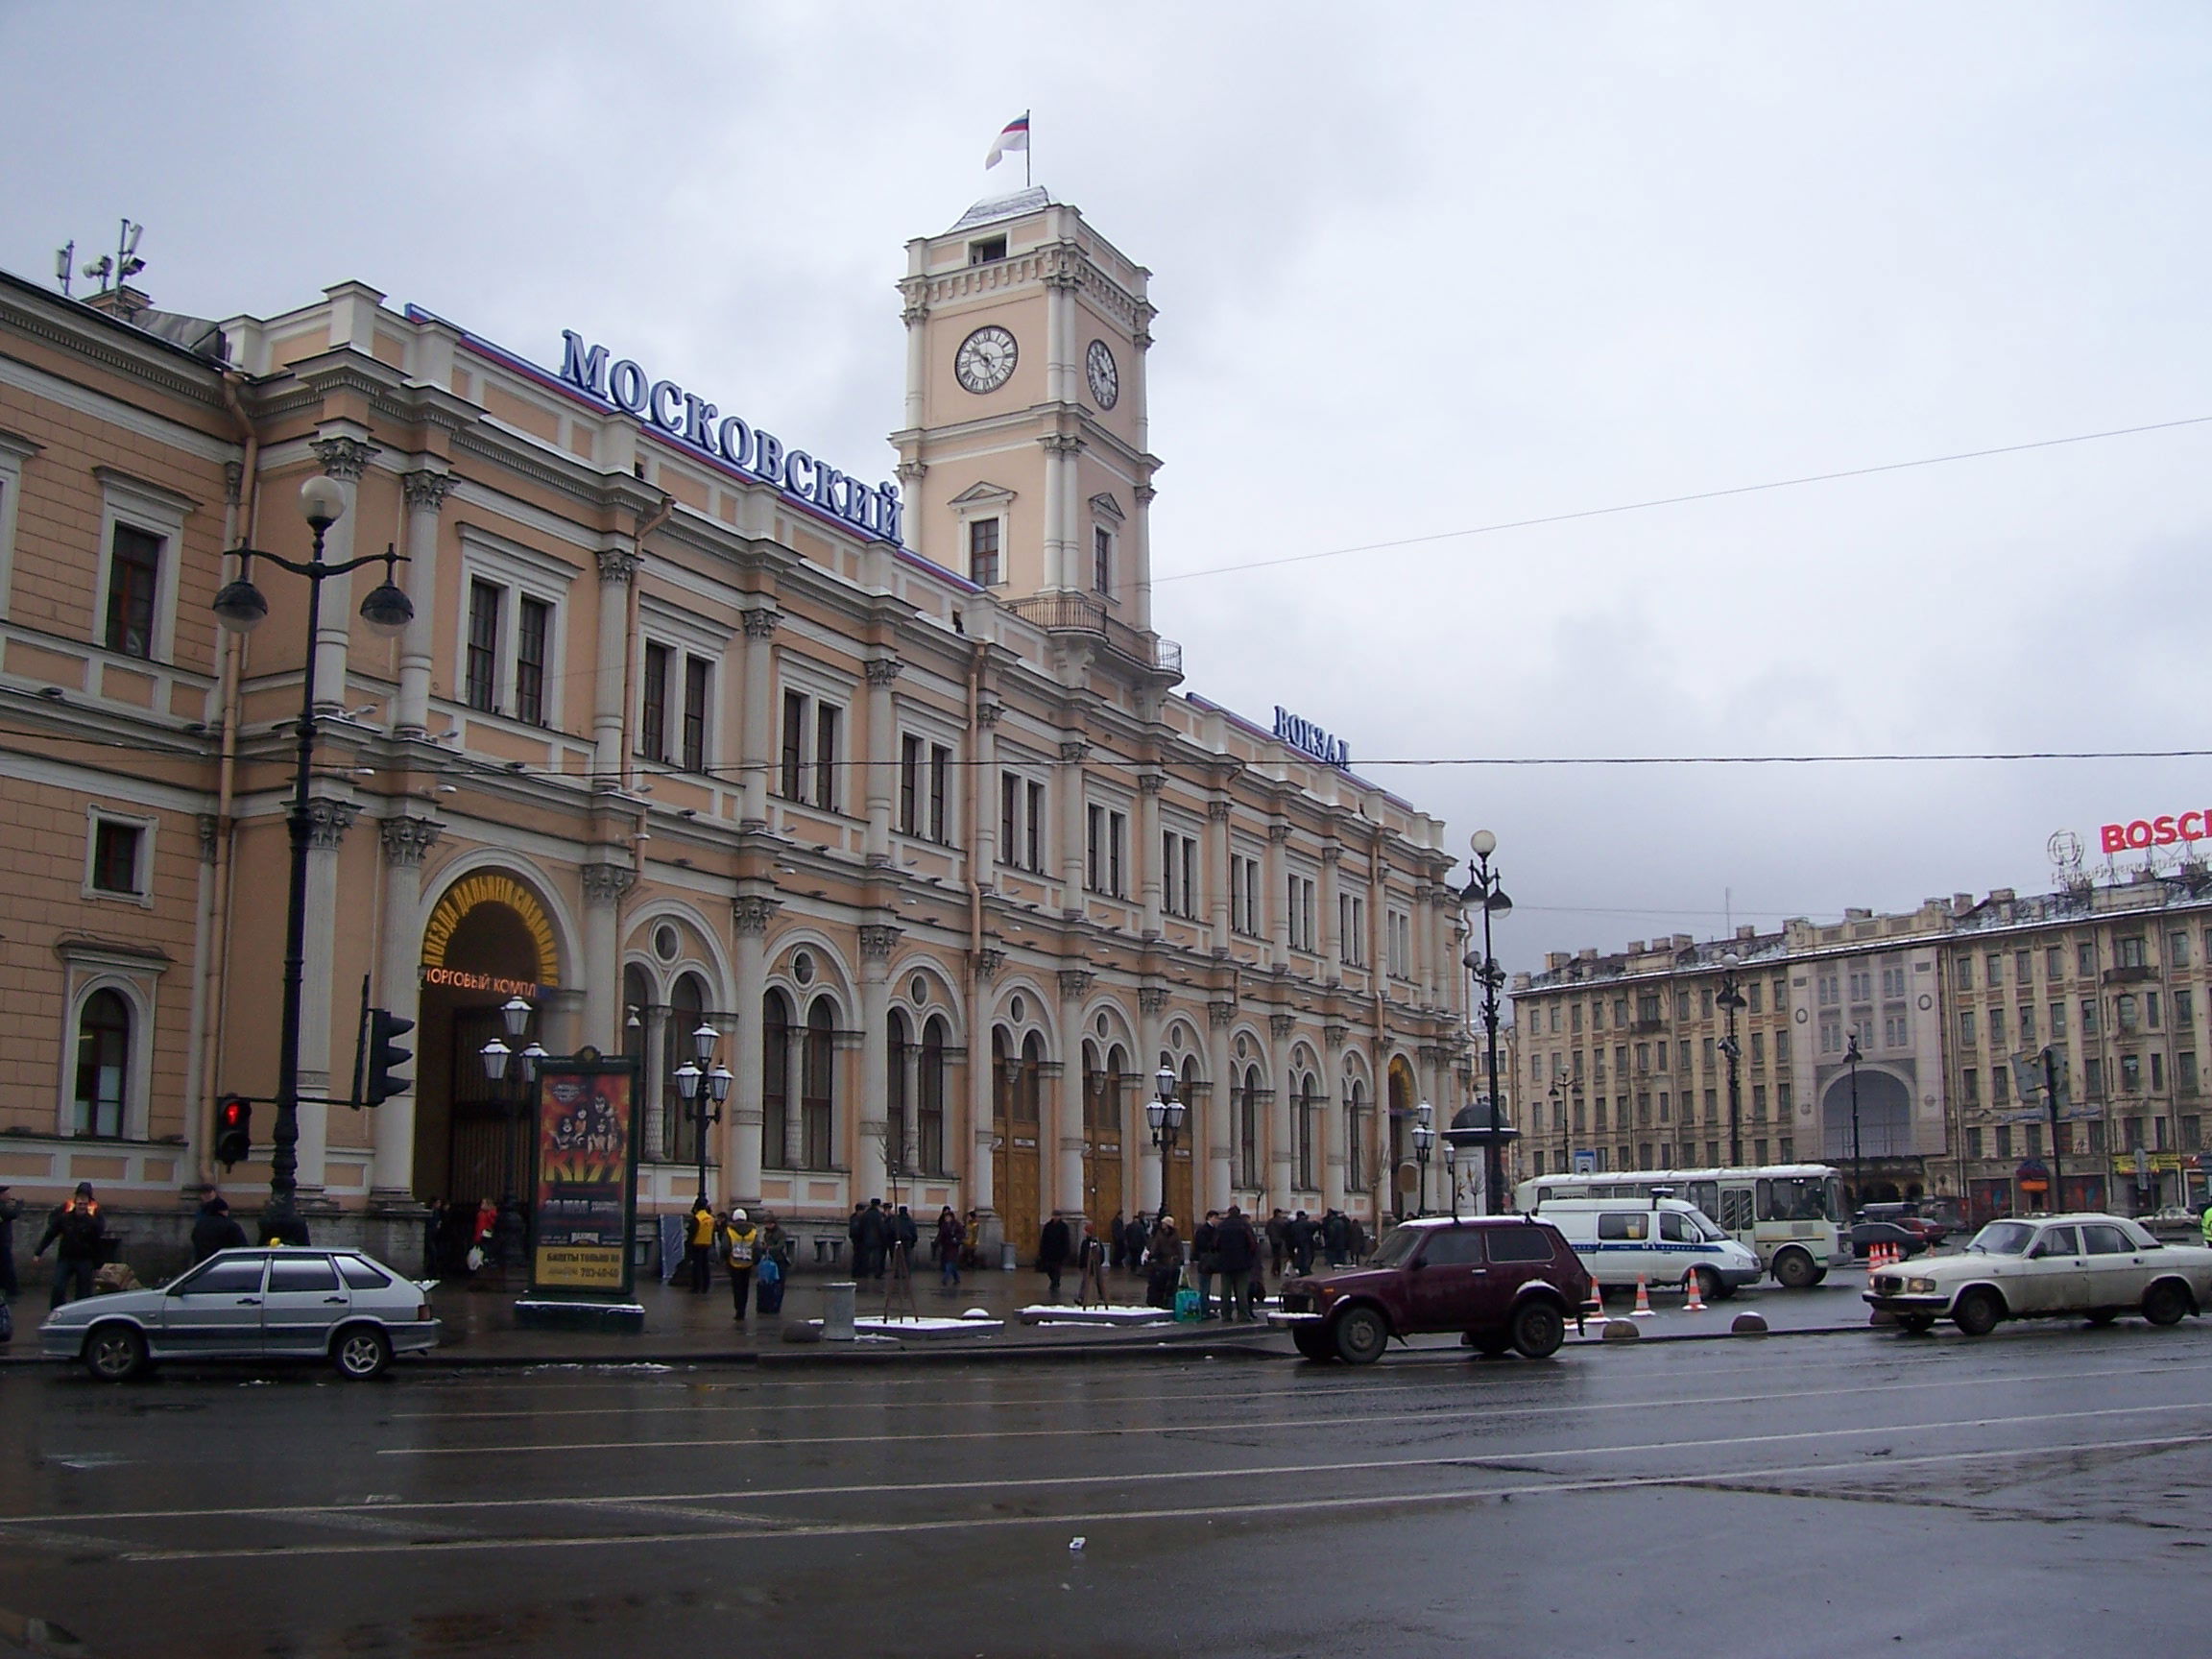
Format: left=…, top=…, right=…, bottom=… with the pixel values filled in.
left=892, top=188, right=1160, bottom=637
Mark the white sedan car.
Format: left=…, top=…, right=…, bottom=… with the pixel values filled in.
left=1863, top=1212, right=2212, bottom=1336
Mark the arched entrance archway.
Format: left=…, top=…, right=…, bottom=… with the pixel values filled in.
left=1823, top=1067, right=1913, bottom=1204
left=413, top=871, right=560, bottom=1207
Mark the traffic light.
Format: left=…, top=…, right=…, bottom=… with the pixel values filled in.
left=215, top=1095, right=252, bottom=1167
left=365, top=1008, right=415, bottom=1105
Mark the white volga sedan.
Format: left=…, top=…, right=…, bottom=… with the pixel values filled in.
left=40, top=1248, right=441, bottom=1381
left=1863, top=1213, right=2212, bottom=1336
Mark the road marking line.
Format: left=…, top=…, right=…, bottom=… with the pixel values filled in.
left=104, top=1431, right=2212, bottom=1563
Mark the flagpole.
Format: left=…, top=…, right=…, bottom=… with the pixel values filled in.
left=1025, top=109, right=1032, bottom=188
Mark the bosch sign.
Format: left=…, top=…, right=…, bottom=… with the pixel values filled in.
left=2101, top=811, right=2212, bottom=854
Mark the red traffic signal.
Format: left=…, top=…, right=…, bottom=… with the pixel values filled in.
left=215, top=1095, right=252, bottom=1168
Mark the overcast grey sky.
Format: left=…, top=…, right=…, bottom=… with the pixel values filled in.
left=5, top=3, right=2207, bottom=977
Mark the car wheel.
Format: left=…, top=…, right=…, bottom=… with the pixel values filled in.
left=2084, top=1310, right=2117, bottom=1329
left=1772, top=1249, right=1817, bottom=1289
left=1510, top=1300, right=1567, bottom=1359
left=2142, top=1281, right=2190, bottom=1328
left=1690, top=1266, right=1723, bottom=1305
left=1897, top=1315, right=1936, bottom=1335
left=1290, top=1326, right=1333, bottom=1362
left=332, top=1324, right=393, bottom=1381
left=1331, top=1305, right=1389, bottom=1365
left=84, top=1322, right=147, bottom=1382
left=1953, top=1287, right=2004, bottom=1337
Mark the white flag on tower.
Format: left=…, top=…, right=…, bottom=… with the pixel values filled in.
left=986, top=113, right=1030, bottom=170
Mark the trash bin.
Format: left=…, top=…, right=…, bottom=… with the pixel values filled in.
left=1000, top=1241, right=1018, bottom=1271
left=822, top=1280, right=856, bottom=1342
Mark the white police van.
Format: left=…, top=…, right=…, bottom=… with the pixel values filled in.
left=1529, top=1195, right=1763, bottom=1301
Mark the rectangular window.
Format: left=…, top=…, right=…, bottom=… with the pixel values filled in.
left=1286, top=874, right=1316, bottom=951
left=2078, top=941, right=2098, bottom=976
left=781, top=690, right=806, bottom=800
left=2051, top=1000, right=2067, bottom=1039
left=2152, top=1051, right=2166, bottom=1091
left=2181, top=1051, right=2200, bottom=1094
left=1084, top=807, right=1128, bottom=897
left=2089, top=1118, right=2105, bottom=1154
left=928, top=744, right=950, bottom=843
left=1747, top=982, right=1763, bottom=1013
left=104, top=522, right=162, bottom=659
left=2118, top=936, right=2147, bottom=970
left=1966, top=1126, right=1984, bottom=1159
left=901, top=734, right=924, bottom=835
left=90, top=819, right=143, bottom=895
left=1339, top=892, right=1366, bottom=964
left=1025, top=780, right=1044, bottom=872
left=467, top=579, right=501, bottom=712
left=968, top=517, right=1000, bottom=587
left=1094, top=525, right=1113, bottom=595
left=2081, top=998, right=2099, bottom=1037
left=639, top=641, right=670, bottom=763
left=1231, top=854, right=1262, bottom=936
left=1988, top=1005, right=2007, bottom=1048
left=1777, top=1080, right=1792, bottom=1115
left=2048, top=946, right=2065, bottom=980
left=681, top=655, right=709, bottom=772
left=2149, top=990, right=2162, bottom=1028
left=1961, top=1068, right=1980, bottom=1105
left=2019, top=1003, right=2036, bottom=1044
left=1000, top=771, right=1019, bottom=859
left=2025, top=1121, right=2041, bottom=1158
left=2017, top=950, right=2034, bottom=985
left=1993, top=1065, right=2010, bottom=1105
left=1959, top=1009, right=1976, bottom=1046
left=2122, top=1053, right=2142, bottom=1093
left=1163, top=830, right=1199, bottom=919
left=2175, top=932, right=2196, bottom=970
left=1984, top=953, right=2004, bottom=987
left=2085, top=1056, right=2104, bottom=1095
left=1087, top=805, right=1103, bottom=891
left=515, top=596, right=549, bottom=725
left=1751, top=1084, right=1767, bottom=1121
left=812, top=702, right=840, bottom=811
left=1955, top=958, right=1972, bottom=991
left=2178, top=988, right=2195, bottom=1027
left=1995, top=1124, right=2012, bottom=1160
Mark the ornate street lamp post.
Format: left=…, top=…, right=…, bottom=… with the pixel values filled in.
left=1458, top=830, right=1512, bottom=1214
left=1550, top=1081, right=1566, bottom=1176
left=1411, top=1101, right=1433, bottom=1218
left=1146, top=1063, right=1186, bottom=1218
left=478, top=995, right=546, bottom=1204
left=673, top=1020, right=733, bottom=1205
left=211, top=476, right=412, bottom=1243
left=1845, top=1030, right=1863, bottom=1211
left=1718, top=955, right=1747, bottom=1166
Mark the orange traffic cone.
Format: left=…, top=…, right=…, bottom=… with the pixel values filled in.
left=1630, top=1273, right=1654, bottom=1316
left=1683, top=1268, right=1707, bottom=1312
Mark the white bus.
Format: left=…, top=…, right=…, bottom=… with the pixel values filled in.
left=1513, top=1164, right=1849, bottom=1287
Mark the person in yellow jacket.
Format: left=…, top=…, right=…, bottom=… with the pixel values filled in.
left=685, top=1197, right=717, bottom=1293
left=722, top=1208, right=761, bottom=1322
left=2200, top=1202, right=2212, bottom=1249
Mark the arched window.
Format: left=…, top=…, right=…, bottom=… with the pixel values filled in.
left=73, top=988, right=130, bottom=1138
left=1019, top=1031, right=1045, bottom=1125
left=762, top=989, right=793, bottom=1168
left=803, top=997, right=836, bottom=1170
left=1082, top=1040, right=1104, bottom=1134
left=1237, top=1064, right=1262, bottom=1190
left=1103, top=1044, right=1128, bottom=1142
left=1293, top=1073, right=1318, bottom=1190
left=1345, top=1077, right=1367, bottom=1192
left=920, top=1016, right=949, bottom=1176
left=887, top=1009, right=912, bottom=1176
left=662, top=973, right=707, bottom=1164
left=993, top=1027, right=1013, bottom=1126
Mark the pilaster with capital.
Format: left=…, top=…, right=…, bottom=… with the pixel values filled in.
left=1051, top=963, right=1092, bottom=1219
left=1058, top=740, right=1090, bottom=915
left=578, top=862, right=632, bottom=1055
left=372, top=814, right=444, bottom=1196
left=294, top=794, right=359, bottom=1202
left=854, top=922, right=901, bottom=1200
left=1135, top=983, right=1169, bottom=1212
left=1206, top=999, right=1237, bottom=1214
left=725, top=890, right=781, bottom=1210
left=1137, top=772, right=1166, bottom=936
left=589, top=546, right=638, bottom=780
left=1205, top=796, right=1235, bottom=952
left=396, top=469, right=456, bottom=734
left=862, top=657, right=903, bottom=865
left=1266, top=1009, right=1296, bottom=1205
left=737, top=607, right=781, bottom=828
left=308, top=436, right=377, bottom=716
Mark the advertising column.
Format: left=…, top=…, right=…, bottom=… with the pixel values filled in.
left=525, top=1049, right=642, bottom=1329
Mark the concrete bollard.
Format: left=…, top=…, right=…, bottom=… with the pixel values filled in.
left=822, top=1280, right=857, bottom=1342
left=1730, top=1311, right=1768, bottom=1335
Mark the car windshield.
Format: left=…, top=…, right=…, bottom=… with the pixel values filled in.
left=1758, top=1177, right=1837, bottom=1222
left=1368, top=1226, right=1425, bottom=1268
left=1692, top=1211, right=1729, bottom=1242
left=1968, top=1220, right=2035, bottom=1256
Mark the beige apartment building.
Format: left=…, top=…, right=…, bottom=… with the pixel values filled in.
left=1510, top=870, right=2212, bottom=1223
left=0, top=187, right=1470, bottom=1265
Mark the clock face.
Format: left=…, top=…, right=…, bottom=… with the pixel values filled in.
left=955, top=325, right=1018, bottom=394
left=1086, top=339, right=1119, bottom=409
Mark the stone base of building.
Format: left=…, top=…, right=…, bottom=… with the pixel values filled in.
left=515, top=1298, right=647, bottom=1334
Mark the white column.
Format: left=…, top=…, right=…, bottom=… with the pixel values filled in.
left=296, top=799, right=357, bottom=1202
left=973, top=701, right=1000, bottom=878
left=1319, top=841, right=1341, bottom=977
left=969, top=955, right=999, bottom=1219
left=592, top=548, right=636, bottom=781
left=1138, top=773, right=1164, bottom=937
left=901, top=1044, right=924, bottom=1174
left=1207, top=999, right=1236, bottom=1214
left=1041, top=433, right=1081, bottom=591
left=372, top=816, right=443, bottom=1195
left=1268, top=1012, right=1296, bottom=1211
left=782, top=1022, right=805, bottom=1169
left=738, top=608, right=780, bottom=830
left=579, top=864, right=630, bottom=1059
left=1058, top=739, right=1089, bottom=917
left=1265, top=821, right=1291, bottom=972
left=729, top=891, right=779, bottom=1210
left=863, top=656, right=901, bottom=866
left=857, top=924, right=900, bottom=1199
left=1323, top=1033, right=1348, bottom=1213
left=308, top=436, right=375, bottom=715
left=394, top=469, right=453, bottom=736
left=1055, top=970, right=1092, bottom=1218
left=1207, top=799, right=1232, bottom=950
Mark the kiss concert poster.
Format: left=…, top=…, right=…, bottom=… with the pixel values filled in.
left=529, top=1053, right=639, bottom=1299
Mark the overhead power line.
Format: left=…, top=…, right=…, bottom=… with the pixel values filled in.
left=1151, top=413, right=2212, bottom=585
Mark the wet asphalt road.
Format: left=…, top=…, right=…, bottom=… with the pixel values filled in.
left=3, top=1317, right=2211, bottom=1659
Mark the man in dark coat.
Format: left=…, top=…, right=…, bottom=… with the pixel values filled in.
left=1288, top=1210, right=1317, bottom=1276
left=1214, top=1205, right=1260, bottom=1321
left=0, top=1184, right=20, bottom=1299
left=34, top=1182, right=107, bottom=1310
left=1265, top=1209, right=1290, bottom=1279
left=1108, top=1211, right=1127, bottom=1271
left=1191, top=1211, right=1221, bottom=1319
left=1322, top=1208, right=1351, bottom=1267
left=855, top=1198, right=890, bottom=1280
left=892, top=1205, right=919, bottom=1272
left=1037, top=1214, right=1071, bottom=1302
left=190, top=1193, right=249, bottom=1262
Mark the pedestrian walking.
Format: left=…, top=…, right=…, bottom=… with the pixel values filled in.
left=34, top=1182, right=107, bottom=1310
left=421, top=1197, right=449, bottom=1280
left=1288, top=1209, right=1316, bottom=1275
left=1108, top=1210, right=1128, bottom=1271
left=190, top=1192, right=248, bottom=1262
left=855, top=1198, right=890, bottom=1280
left=1214, top=1204, right=1260, bottom=1321
left=1037, top=1213, right=1071, bottom=1302
left=1322, top=1208, right=1350, bottom=1267
left=960, top=1208, right=982, bottom=1270
left=1075, top=1217, right=1110, bottom=1307
left=469, top=1197, right=498, bottom=1272
left=1192, top=1210, right=1221, bottom=1319
left=892, top=1204, right=920, bottom=1275
left=685, top=1197, right=717, bottom=1292
left=936, top=1206, right=965, bottom=1290
left=1266, top=1208, right=1290, bottom=1279
left=0, top=1184, right=22, bottom=1300
left=721, top=1208, right=760, bottom=1322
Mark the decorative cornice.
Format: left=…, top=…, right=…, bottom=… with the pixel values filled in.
left=581, top=862, right=635, bottom=905
left=732, top=894, right=782, bottom=935
left=858, top=924, right=902, bottom=960
left=1039, top=432, right=1085, bottom=457
left=378, top=815, right=445, bottom=867
left=303, top=798, right=357, bottom=851
left=311, top=436, right=378, bottom=482
left=401, top=469, right=458, bottom=513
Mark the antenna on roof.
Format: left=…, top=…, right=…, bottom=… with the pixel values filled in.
left=55, top=241, right=74, bottom=298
